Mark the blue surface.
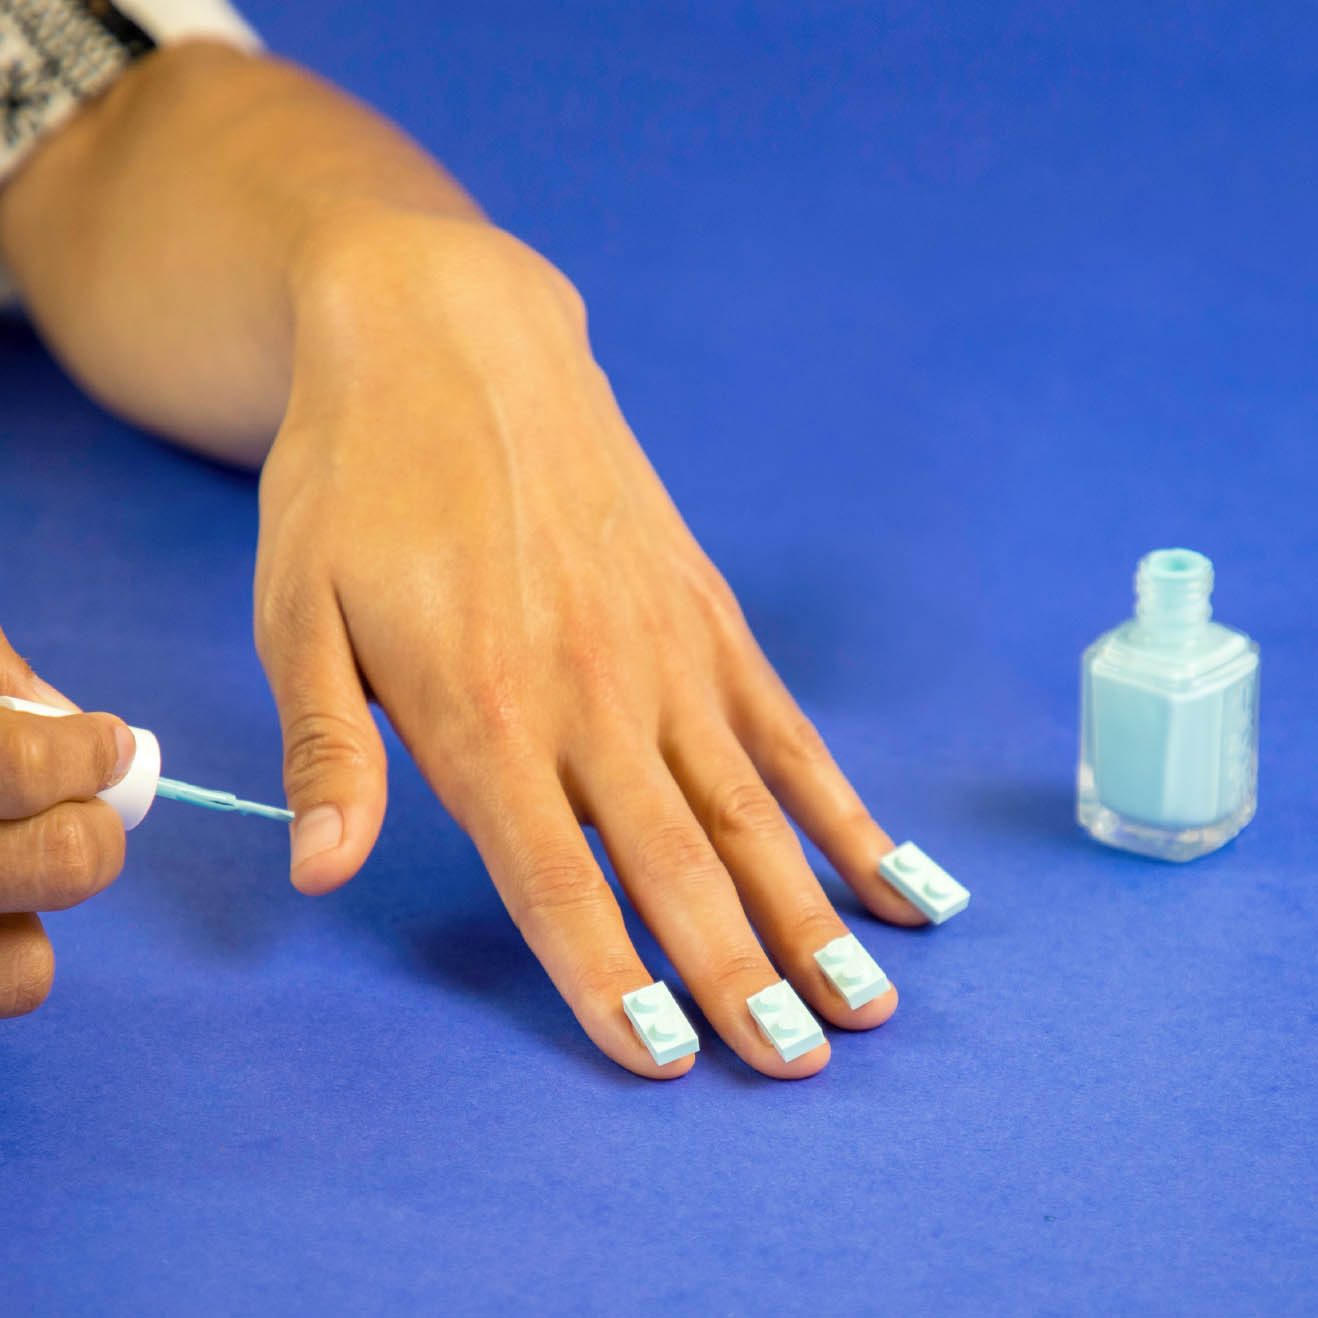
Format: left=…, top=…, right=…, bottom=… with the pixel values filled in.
left=3, top=2, right=1317, bottom=1312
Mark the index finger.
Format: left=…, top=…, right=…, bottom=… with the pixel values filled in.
left=0, top=708, right=134, bottom=820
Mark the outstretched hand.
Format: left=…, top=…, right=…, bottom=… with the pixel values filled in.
left=254, top=213, right=925, bottom=1078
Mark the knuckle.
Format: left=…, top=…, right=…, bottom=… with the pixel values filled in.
left=1, top=727, right=52, bottom=816
left=708, top=778, right=782, bottom=842
left=0, top=940, right=55, bottom=1018
left=511, top=847, right=595, bottom=929
left=559, top=643, right=629, bottom=734
left=787, top=908, right=844, bottom=951
left=36, top=808, right=103, bottom=905
left=634, top=823, right=719, bottom=889
left=252, top=580, right=292, bottom=657
left=575, top=955, right=643, bottom=1004
left=683, top=556, right=745, bottom=630
left=839, top=803, right=878, bottom=838
left=559, top=630, right=615, bottom=693
left=486, top=229, right=589, bottom=330
left=252, top=571, right=318, bottom=664
left=776, top=713, right=832, bottom=770
left=705, top=951, right=772, bottom=996
left=91, top=721, right=117, bottom=785
left=76, top=716, right=118, bottom=788
left=92, top=803, right=127, bottom=880
left=542, top=261, right=588, bottom=331
left=685, top=550, right=735, bottom=603
left=282, top=711, right=374, bottom=799
left=468, top=676, right=529, bottom=745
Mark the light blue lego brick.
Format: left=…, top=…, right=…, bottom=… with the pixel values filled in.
left=813, top=933, right=891, bottom=1009
left=622, top=981, right=699, bottom=1066
left=746, top=980, right=825, bottom=1062
left=879, top=842, right=970, bottom=924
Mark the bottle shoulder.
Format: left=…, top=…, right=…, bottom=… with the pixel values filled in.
left=1083, top=619, right=1258, bottom=691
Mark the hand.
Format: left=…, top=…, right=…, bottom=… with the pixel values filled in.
left=0, top=629, right=134, bottom=1017
left=255, top=212, right=925, bottom=1078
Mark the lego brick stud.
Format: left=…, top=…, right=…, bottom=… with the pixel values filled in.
left=813, top=933, right=891, bottom=1009
left=621, top=982, right=700, bottom=1066
left=746, top=981, right=826, bottom=1063
left=878, top=842, right=970, bottom=924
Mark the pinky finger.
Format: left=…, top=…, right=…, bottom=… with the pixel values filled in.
left=0, top=912, right=55, bottom=1018
left=735, top=679, right=926, bottom=926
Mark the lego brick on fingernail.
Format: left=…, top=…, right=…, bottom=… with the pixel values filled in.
left=622, top=981, right=699, bottom=1066
left=814, top=933, right=891, bottom=1009
left=746, top=980, right=825, bottom=1063
left=879, top=842, right=970, bottom=924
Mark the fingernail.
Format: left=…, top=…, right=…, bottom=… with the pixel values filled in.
left=111, top=723, right=136, bottom=784
left=30, top=676, right=79, bottom=712
left=292, top=804, right=343, bottom=869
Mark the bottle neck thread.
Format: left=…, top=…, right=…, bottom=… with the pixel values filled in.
left=1134, top=548, right=1214, bottom=635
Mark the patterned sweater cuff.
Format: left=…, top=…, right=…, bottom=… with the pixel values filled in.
left=0, top=0, right=260, bottom=302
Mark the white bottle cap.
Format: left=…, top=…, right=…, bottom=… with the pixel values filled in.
left=0, top=695, right=161, bottom=829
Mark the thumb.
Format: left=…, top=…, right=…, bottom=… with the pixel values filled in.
left=0, top=625, right=79, bottom=712
left=255, top=575, right=387, bottom=895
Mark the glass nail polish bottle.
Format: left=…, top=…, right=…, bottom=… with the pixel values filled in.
left=1077, top=548, right=1260, bottom=861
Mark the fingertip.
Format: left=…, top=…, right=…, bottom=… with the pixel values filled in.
left=821, top=981, right=899, bottom=1032
left=601, top=984, right=701, bottom=1079
left=105, top=718, right=135, bottom=787
left=611, top=1020, right=700, bottom=1080
left=658, top=1052, right=697, bottom=1079
left=862, top=831, right=930, bottom=925
left=290, top=854, right=365, bottom=895
left=853, top=859, right=928, bottom=924
left=775, top=1037, right=830, bottom=1079
left=0, top=913, right=55, bottom=1018
left=288, top=802, right=378, bottom=895
left=741, top=1031, right=830, bottom=1079
left=622, top=1050, right=697, bottom=1081
left=871, top=891, right=929, bottom=926
left=289, top=859, right=352, bottom=897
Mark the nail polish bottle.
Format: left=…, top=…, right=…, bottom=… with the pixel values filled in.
left=1077, top=548, right=1259, bottom=861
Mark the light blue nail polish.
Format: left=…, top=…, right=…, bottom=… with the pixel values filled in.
left=1077, top=548, right=1260, bottom=861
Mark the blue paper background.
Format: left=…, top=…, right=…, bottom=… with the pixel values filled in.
left=2, top=2, right=1315, bottom=1312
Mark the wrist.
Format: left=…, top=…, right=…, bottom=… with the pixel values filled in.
left=263, top=207, right=596, bottom=496
left=286, top=207, right=587, bottom=357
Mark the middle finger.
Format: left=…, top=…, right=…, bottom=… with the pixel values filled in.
left=575, top=741, right=830, bottom=1078
left=662, top=706, right=898, bottom=1031
left=0, top=799, right=126, bottom=913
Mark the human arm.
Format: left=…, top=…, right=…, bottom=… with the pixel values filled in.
left=0, top=41, right=480, bottom=465
left=0, top=40, right=924, bottom=1076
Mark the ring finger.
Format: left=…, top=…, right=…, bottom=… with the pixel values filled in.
left=575, top=740, right=830, bottom=1078
left=661, top=706, right=897, bottom=1030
